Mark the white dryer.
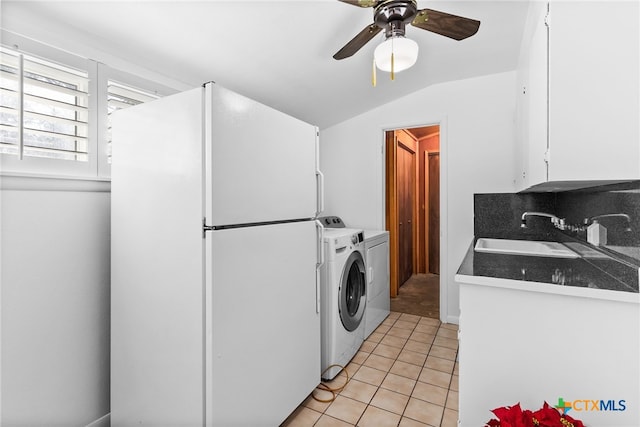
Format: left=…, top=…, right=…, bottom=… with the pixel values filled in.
left=320, top=228, right=367, bottom=380
left=363, top=230, right=390, bottom=338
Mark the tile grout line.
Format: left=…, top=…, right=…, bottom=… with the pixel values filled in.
left=371, top=314, right=411, bottom=426
left=380, top=316, right=448, bottom=426
left=395, top=316, right=428, bottom=426
left=291, top=312, right=458, bottom=427
left=362, top=314, right=449, bottom=426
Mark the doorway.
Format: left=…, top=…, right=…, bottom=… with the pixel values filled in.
left=385, top=125, right=440, bottom=318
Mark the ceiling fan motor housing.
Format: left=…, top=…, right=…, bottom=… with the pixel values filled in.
left=374, top=0, right=419, bottom=38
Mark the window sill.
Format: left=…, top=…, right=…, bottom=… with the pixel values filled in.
left=0, top=173, right=111, bottom=192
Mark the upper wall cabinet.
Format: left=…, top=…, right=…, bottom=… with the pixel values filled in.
left=516, top=1, right=549, bottom=190
left=516, top=1, right=640, bottom=190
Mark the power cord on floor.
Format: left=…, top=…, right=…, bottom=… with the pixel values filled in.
left=311, top=364, right=350, bottom=403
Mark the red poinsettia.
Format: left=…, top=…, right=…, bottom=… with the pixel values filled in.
left=531, top=402, right=586, bottom=427
left=486, top=403, right=536, bottom=427
left=485, top=402, right=586, bottom=427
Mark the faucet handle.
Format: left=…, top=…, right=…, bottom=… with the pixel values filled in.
left=551, top=217, right=567, bottom=230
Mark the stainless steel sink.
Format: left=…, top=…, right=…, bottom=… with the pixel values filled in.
left=474, top=238, right=580, bottom=258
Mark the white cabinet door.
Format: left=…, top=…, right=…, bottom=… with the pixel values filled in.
left=548, top=1, right=640, bottom=181
left=459, top=282, right=640, bottom=427
left=516, top=1, right=640, bottom=189
left=517, top=1, right=549, bottom=190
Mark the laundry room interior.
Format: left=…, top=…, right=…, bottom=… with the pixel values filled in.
left=1, top=1, right=639, bottom=427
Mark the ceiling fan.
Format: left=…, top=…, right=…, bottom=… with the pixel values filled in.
left=334, top=0, right=480, bottom=80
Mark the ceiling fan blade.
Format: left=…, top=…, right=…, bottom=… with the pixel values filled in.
left=411, top=8, right=480, bottom=41
left=338, top=0, right=378, bottom=8
left=333, top=24, right=382, bottom=60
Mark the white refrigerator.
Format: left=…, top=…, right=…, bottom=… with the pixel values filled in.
left=111, top=83, right=324, bottom=426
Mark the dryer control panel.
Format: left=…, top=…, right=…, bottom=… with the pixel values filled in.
left=319, top=216, right=346, bottom=228
left=324, top=229, right=365, bottom=251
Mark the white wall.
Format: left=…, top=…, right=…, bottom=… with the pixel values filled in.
left=320, top=71, right=518, bottom=323
left=0, top=21, right=185, bottom=426
left=1, top=180, right=110, bottom=425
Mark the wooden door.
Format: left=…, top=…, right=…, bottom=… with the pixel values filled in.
left=397, top=143, right=415, bottom=286
left=428, top=152, right=440, bottom=274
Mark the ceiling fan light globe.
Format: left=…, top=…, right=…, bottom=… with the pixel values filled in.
left=374, top=36, right=419, bottom=72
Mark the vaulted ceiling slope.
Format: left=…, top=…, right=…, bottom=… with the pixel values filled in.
left=1, top=1, right=529, bottom=129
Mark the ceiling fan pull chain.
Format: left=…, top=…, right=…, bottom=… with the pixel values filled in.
left=372, top=56, right=377, bottom=87
left=391, top=51, right=395, bottom=81
left=390, top=36, right=395, bottom=81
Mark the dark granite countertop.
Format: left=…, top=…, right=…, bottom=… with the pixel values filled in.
left=456, top=236, right=639, bottom=299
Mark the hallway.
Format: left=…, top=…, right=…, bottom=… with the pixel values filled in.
left=391, top=274, right=440, bottom=319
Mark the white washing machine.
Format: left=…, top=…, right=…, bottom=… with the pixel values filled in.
left=363, top=230, right=390, bottom=338
left=318, top=217, right=390, bottom=340
left=320, top=227, right=367, bottom=380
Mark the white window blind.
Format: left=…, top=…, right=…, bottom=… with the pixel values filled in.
left=0, top=46, right=89, bottom=162
left=107, top=81, right=159, bottom=163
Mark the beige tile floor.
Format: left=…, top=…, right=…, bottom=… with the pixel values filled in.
left=282, top=312, right=459, bottom=427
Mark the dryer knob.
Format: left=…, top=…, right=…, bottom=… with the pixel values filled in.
left=351, top=235, right=358, bottom=244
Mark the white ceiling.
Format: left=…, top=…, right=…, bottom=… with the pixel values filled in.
left=1, top=0, right=530, bottom=129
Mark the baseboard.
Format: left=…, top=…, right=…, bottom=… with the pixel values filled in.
left=445, top=314, right=459, bottom=325
left=86, top=413, right=110, bottom=427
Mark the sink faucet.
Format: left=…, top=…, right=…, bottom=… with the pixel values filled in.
left=521, top=211, right=567, bottom=230
left=584, top=213, right=632, bottom=231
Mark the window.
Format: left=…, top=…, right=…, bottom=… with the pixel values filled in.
left=107, top=81, right=159, bottom=164
left=0, top=46, right=89, bottom=162
left=0, top=39, right=174, bottom=180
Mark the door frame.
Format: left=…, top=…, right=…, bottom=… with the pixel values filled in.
left=385, top=131, right=399, bottom=297
left=425, top=150, right=440, bottom=274
left=381, top=118, right=449, bottom=323
left=424, top=150, right=430, bottom=274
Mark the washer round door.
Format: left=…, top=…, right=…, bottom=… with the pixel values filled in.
left=338, top=250, right=366, bottom=332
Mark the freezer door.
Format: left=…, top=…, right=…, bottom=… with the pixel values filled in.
left=204, top=221, right=321, bottom=426
left=205, top=83, right=319, bottom=226
left=111, top=88, right=205, bottom=426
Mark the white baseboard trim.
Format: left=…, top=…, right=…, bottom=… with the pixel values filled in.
left=86, top=413, right=110, bottom=427
left=445, top=314, right=460, bottom=325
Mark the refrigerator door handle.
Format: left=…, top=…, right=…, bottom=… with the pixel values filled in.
left=315, top=127, right=324, bottom=217
left=316, top=170, right=325, bottom=217
left=315, top=220, right=325, bottom=314
left=315, top=220, right=325, bottom=268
